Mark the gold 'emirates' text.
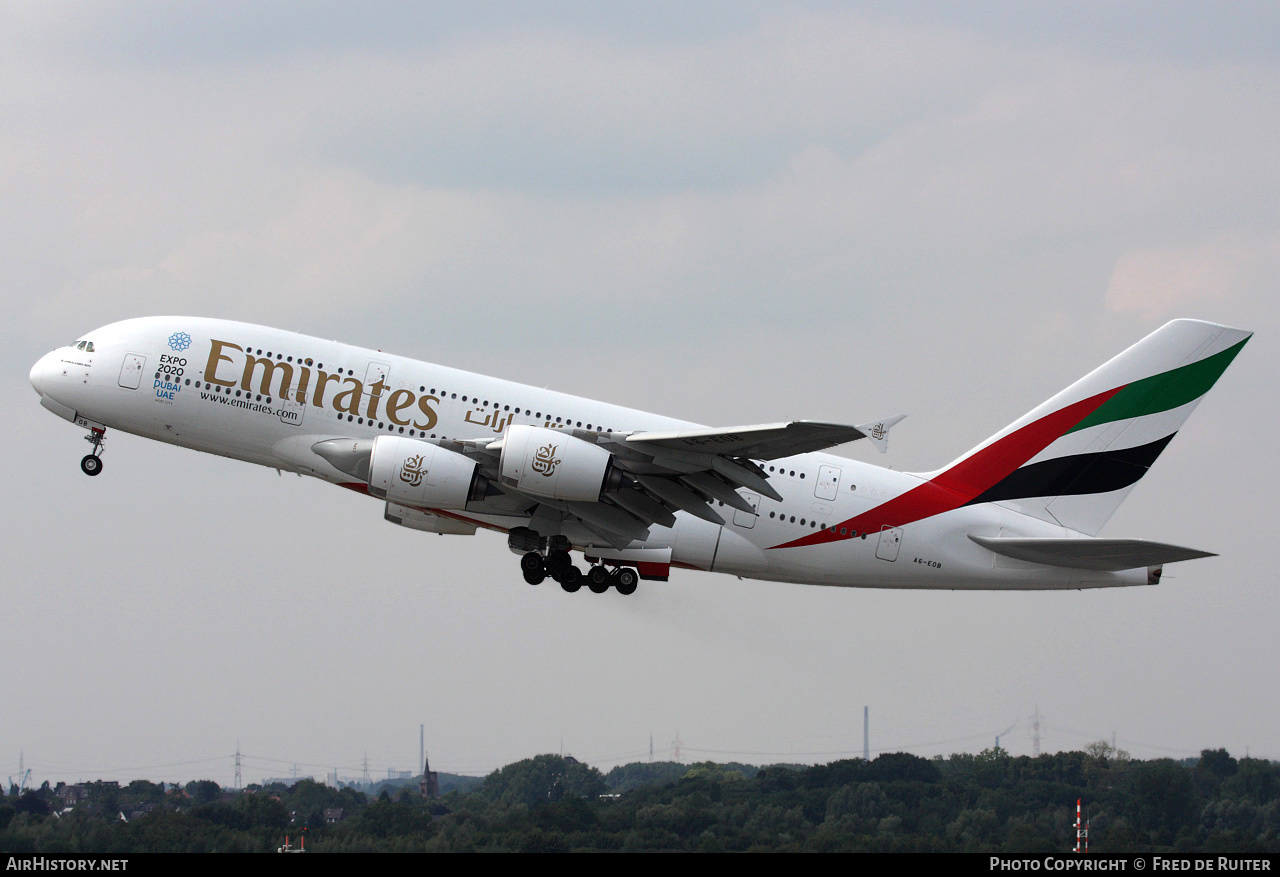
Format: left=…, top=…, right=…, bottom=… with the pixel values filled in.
left=203, top=339, right=438, bottom=430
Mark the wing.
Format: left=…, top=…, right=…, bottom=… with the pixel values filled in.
left=304, top=417, right=902, bottom=551
left=468, top=418, right=901, bottom=548
left=626, top=421, right=865, bottom=459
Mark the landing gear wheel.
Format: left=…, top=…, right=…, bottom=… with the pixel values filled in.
left=545, top=550, right=572, bottom=576
left=81, top=428, right=107, bottom=474
left=588, top=572, right=611, bottom=594
left=615, top=568, right=639, bottom=595
left=560, top=566, right=583, bottom=593
left=588, top=566, right=611, bottom=587
left=523, top=568, right=546, bottom=586
left=520, top=551, right=545, bottom=575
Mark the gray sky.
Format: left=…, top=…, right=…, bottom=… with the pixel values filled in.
left=3, top=2, right=1277, bottom=786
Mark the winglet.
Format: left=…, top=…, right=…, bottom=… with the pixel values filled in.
left=856, top=415, right=905, bottom=453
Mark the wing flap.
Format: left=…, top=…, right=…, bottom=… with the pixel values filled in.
left=969, top=535, right=1215, bottom=571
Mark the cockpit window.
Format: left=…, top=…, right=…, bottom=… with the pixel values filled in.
left=86, top=342, right=94, bottom=352
left=76, top=341, right=86, bottom=350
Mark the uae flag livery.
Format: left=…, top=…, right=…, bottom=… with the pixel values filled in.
left=773, top=321, right=1251, bottom=550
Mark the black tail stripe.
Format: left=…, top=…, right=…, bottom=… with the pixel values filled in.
left=965, top=433, right=1177, bottom=506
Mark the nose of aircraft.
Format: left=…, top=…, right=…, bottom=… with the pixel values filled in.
left=30, top=351, right=55, bottom=397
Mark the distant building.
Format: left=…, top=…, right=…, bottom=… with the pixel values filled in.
left=125, top=802, right=158, bottom=822
left=54, top=783, right=88, bottom=808
left=323, top=808, right=346, bottom=823
left=419, top=755, right=440, bottom=799
left=263, top=776, right=318, bottom=787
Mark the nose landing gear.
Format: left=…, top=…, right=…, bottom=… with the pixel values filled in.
left=80, top=427, right=106, bottom=476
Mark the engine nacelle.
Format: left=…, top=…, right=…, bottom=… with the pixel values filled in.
left=367, top=435, right=485, bottom=509
left=499, top=425, right=614, bottom=502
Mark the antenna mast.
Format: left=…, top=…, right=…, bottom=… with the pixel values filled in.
left=1073, top=798, right=1089, bottom=853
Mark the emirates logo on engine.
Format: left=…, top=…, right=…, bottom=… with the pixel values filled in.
left=399, top=454, right=427, bottom=487
left=531, top=443, right=561, bottom=477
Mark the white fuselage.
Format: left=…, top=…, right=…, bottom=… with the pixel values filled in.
left=30, top=317, right=1145, bottom=590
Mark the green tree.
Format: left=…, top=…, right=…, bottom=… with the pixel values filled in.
left=480, top=755, right=606, bottom=808
left=1222, top=758, right=1280, bottom=804
left=185, top=780, right=222, bottom=806
left=1085, top=740, right=1132, bottom=763
left=13, top=791, right=49, bottom=817
left=122, top=780, right=166, bottom=808
left=947, top=807, right=1001, bottom=850
left=1129, top=759, right=1196, bottom=844
left=867, top=752, right=941, bottom=784
left=1199, top=749, right=1238, bottom=780
left=604, top=761, right=690, bottom=792
left=823, top=781, right=888, bottom=835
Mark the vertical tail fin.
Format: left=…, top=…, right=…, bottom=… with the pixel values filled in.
left=921, top=319, right=1251, bottom=534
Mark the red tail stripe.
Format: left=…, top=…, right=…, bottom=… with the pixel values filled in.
left=769, top=386, right=1124, bottom=550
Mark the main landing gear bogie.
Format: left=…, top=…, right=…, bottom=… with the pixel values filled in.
left=518, top=551, right=638, bottom=596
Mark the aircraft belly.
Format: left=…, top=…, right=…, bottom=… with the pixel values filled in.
left=670, top=514, right=720, bottom=571
left=710, top=528, right=768, bottom=576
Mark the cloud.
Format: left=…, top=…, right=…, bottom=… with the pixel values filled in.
left=1105, top=231, right=1280, bottom=320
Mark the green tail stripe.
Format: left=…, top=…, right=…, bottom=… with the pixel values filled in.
left=1068, top=338, right=1248, bottom=434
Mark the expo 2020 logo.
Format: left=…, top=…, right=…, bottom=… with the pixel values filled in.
left=168, top=332, right=192, bottom=352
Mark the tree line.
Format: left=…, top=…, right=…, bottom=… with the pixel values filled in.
left=1, top=746, right=1276, bottom=852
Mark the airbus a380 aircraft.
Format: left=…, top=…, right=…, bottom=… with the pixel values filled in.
left=30, top=317, right=1248, bottom=595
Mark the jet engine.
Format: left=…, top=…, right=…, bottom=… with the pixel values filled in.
left=366, top=435, right=488, bottom=509
left=499, top=425, right=618, bottom=502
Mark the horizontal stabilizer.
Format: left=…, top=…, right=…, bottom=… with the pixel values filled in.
left=968, top=535, right=1215, bottom=571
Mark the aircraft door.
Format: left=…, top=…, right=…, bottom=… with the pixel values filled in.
left=277, top=396, right=305, bottom=427
left=364, top=361, right=390, bottom=389
left=119, top=354, right=146, bottom=389
left=732, top=492, right=760, bottom=529
left=363, top=361, right=390, bottom=415
left=875, top=525, right=902, bottom=562
left=815, top=464, right=841, bottom=501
